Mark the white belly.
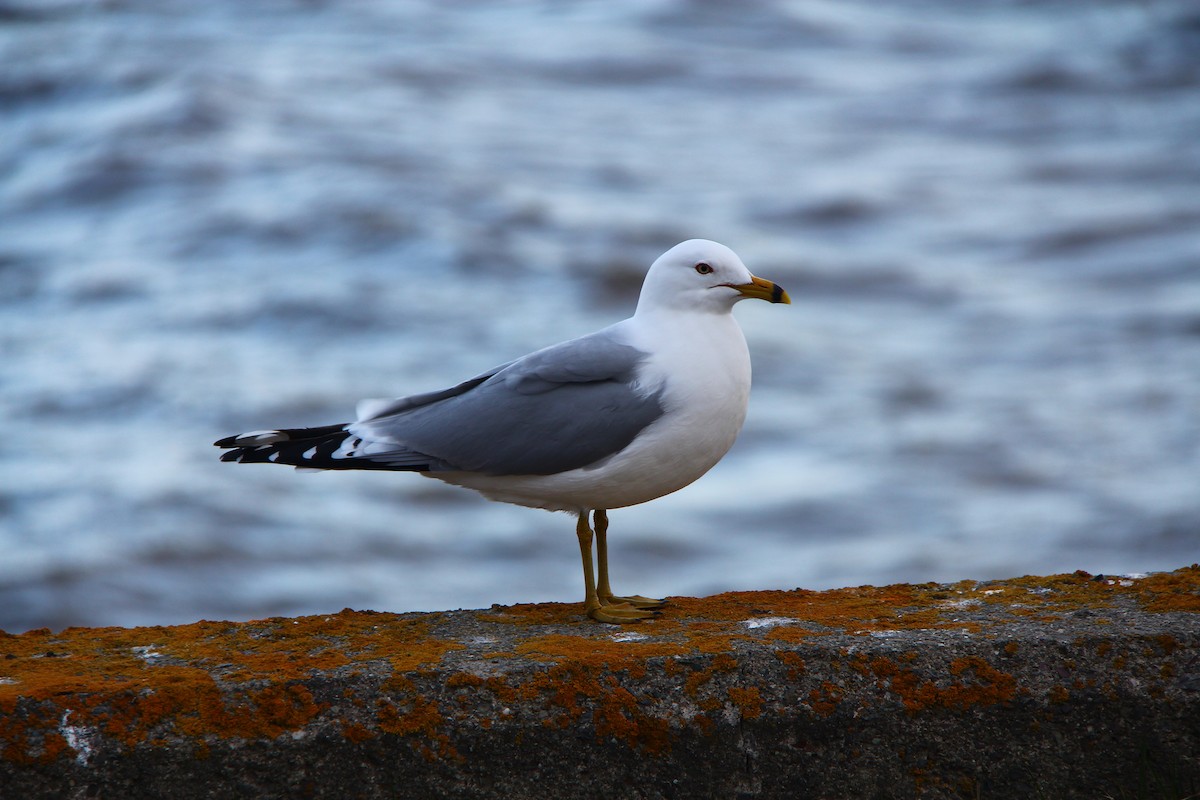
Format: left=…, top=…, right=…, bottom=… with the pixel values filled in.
left=432, top=312, right=752, bottom=513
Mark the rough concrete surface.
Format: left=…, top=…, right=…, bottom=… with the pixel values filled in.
left=2, top=566, right=1199, bottom=799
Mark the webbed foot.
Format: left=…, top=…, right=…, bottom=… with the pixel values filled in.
left=600, top=593, right=665, bottom=610
left=587, top=601, right=659, bottom=623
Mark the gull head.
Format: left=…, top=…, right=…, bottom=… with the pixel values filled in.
left=635, top=239, right=791, bottom=316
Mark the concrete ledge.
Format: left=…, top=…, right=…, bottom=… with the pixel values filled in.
left=2, top=566, right=1199, bottom=799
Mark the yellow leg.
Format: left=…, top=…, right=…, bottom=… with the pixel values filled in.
left=576, top=511, right=657, bottom=623
left=594, top=509, right=665, bottom=611
left=576, top=511, right=601, bottom=617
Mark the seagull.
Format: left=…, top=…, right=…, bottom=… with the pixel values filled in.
left=215, top=239, right=790, bottom=623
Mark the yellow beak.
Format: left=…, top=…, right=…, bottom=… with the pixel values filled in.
left=730, top=275, right=791, bottom=304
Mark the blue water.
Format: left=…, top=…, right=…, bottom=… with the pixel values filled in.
left=2, top=0, right=1198, bottom=632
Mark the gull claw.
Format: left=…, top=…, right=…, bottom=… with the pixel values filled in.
left=601, top=594, right=666, bottom=610
left=587, top=603, right=659, bottom=624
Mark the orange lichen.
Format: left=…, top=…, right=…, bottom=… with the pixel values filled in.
left=445, top=672, right=486, bottom=691
left=946, top=657, right=1018, bottom=708
left=341, top=722, right=374, bottom=743
left=684, top=653, right=738, bottom=696
left=0, top=706, right=62, bottom=765
left=484, top=602, right=582, bottom=626
left=1150, top=634, right=1179, bottom=656
left=2, top=611, right=458, bottom=701
left=511, top=661, right=674, bottom=755
left=0, top=609, right=465, bottom=764
left=2, top=565, right=1195, bottom=765
left=515, top=634, right=685, bottom=667
left=593, top=684, right=671, bottom=754
left=727, top=686, right=764, bottom=719
left=693, top=714, right=716, bottom=736
left=666, top=584, right=952, bottom=635
left=808, top=681, right=845, bottom=718
left=376, top=675, right=459, bottom=762
left=865, top=655, right=1018, bottom=714
left=1135, top=565, right=1200, bottom=613
left=774, top=650, right=807, bottom=680
left=487, top=566, right=1197, bottom=656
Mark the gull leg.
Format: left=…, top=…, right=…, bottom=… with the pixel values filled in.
left=594, top=509, right=665, bottom=611
left=577, top=511, right=653, bottom=623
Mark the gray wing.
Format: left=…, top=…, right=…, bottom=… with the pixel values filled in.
left=347, top=330, right=664, bottom=476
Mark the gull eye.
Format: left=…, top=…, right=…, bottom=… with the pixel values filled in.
left=694, top=262, right=713, bottom=275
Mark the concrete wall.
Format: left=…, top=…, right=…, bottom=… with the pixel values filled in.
left=2, top=566, right=1199, bottom=799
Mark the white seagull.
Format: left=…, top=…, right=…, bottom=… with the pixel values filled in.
left=216, top=239, right=790, bottom=623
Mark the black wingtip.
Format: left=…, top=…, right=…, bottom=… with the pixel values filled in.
left=214, top=435, right=239, bottom=448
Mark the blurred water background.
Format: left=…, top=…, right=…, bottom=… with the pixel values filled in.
left=2, top=0, right=1198, bottom=633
